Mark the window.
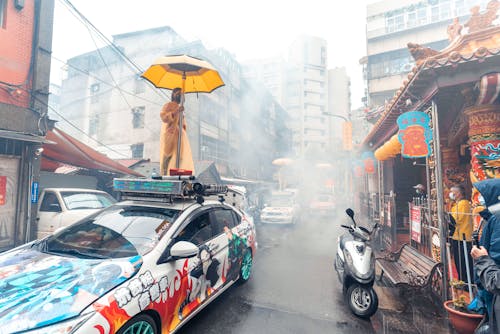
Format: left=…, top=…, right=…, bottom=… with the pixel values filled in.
left=132, top=106, right=145, bottom=129
left=131, top=143, right=144, bottom=158
left=0, top=0, right=6, bottom=29
left=89, top=115, right=99, bottom=136
left=40, top=192, right=61, bottom=212
left=90, top=83, right=100, bottom=93
left=134, top=76, right=145, bottom=94
left=211, top=209, right=237, bottom=235
left=176, top=212, right=213, bottom=245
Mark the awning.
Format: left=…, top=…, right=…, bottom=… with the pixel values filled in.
left=41, top=127, right=143, bottom=177
left=374, top=134, right=402, bottom=161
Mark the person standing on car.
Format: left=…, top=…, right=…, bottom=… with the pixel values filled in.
left=449, top=184, right=474, bottom=282
left=159, top=87, right=195, bottom=175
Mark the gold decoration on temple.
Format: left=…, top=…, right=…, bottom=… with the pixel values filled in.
left=407, top=42, right=440, bottom=65
left=464, top=0, right=500, bottom=33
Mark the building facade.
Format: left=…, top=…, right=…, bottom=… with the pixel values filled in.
left=0, top=0, right=54, bottom=249
left=365, top=0, right=489, bottom=108
left=57, top=26, right=290, bottom=181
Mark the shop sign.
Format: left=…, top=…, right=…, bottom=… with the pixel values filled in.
left=0, top=176, right=5, bottom=205
left=410, top=204, right=422, bottom=243
left=397, top=111, right=433, bottom=158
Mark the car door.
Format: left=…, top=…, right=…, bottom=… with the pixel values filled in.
left=171, top=209, right=218, bottom=320
left=36, top=191, right=63, bottom=238
left=210, top=207, right=241, bottom=284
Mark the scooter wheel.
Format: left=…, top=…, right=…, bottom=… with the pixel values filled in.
left=346, top=284, right=378, bottom=318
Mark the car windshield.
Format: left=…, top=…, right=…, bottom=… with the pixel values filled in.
left=44, top=205, right=181, bottom=258
left=268, top=194, right=294, bottom=206
left=61, top=191, right=116, bottom=210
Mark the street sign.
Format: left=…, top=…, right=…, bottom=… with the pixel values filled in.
left=31, top=181, right=39, bottom=203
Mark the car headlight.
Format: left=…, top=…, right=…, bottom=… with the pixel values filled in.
left=23, top=312, right=95, bottom=334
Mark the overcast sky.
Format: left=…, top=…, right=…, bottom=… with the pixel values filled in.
left=51, top=0, right=377, bottom=108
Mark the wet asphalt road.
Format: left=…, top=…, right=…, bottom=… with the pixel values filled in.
left=180, top=212, right=375, bottom=334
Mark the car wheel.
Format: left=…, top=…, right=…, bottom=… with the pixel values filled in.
left=117, top=313, right=158, bottom=334
left=238, top=248, right=253, bottom=284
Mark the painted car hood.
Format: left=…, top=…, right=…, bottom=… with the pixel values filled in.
left=0, top=247, right=142, bottom=333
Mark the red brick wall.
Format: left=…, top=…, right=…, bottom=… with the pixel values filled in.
left=0, top=0, right=35, bottom=107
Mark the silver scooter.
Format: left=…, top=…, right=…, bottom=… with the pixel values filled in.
left=334, top=208, right=379, bottom=318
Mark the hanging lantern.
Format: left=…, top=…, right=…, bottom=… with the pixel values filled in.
left=362, top=151, right=376, bottom=174
left=397, top=111, right=433, bottom=158
left=353, top=160, right=364, bottom=178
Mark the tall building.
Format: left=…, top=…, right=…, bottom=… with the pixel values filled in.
left=56, top=26, right=290, bottom=180
left=287, top=36, right=329, bottom=156
left=327, top=67, right=351, bottom=148
left=0, top=0, right=55, bottom=248
left=242, top=37, right=352, bottom=158
left=364, top=0, right=488, bottom=109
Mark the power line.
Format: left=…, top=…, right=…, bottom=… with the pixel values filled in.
left=51, top=55, right=164, bottom=108
left=58, top=0, right=170, bottom=102
left=33, top=94, right=130, bottom=158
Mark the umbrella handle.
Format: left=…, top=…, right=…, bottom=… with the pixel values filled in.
left=175, top=77, right=186, bottom=170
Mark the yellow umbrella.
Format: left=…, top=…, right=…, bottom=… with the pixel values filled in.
left=142, top=55, right=225, bottom=170
left=272, top=158, right=293, bottom=166
left=141, top=54, right=225, bottom=93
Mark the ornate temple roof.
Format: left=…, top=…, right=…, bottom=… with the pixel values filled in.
left=363, top=0, right=500, bottom=149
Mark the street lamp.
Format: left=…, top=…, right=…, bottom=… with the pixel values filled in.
left=322, top=112, right=353, bottom=204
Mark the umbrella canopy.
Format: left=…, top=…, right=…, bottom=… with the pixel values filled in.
left=141, top=54, right=225, bottom=93
left=272, top=158, right=293, bottom=166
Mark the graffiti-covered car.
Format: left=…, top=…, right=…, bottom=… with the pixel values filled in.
left=0, top=178, right=257, bottom=334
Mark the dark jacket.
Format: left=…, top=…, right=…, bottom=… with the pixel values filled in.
left=475, top=179, right=500, bottom=264
left=475, top=255, right=500, bottom=334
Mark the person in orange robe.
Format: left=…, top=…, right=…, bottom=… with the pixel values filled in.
left=159, top=88, right=195, bottom=175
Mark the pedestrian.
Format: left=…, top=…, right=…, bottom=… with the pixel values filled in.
left=473, top=178, right=500, bottom=322
left=471, top=245, right=499, bottom=334
left=476, top=178, right=500, bottom=263
left=449, top=184, right=474, bottom=283
left=413, top=183, right=427, bottom=200
left=159, top=87, right=195, bottom=175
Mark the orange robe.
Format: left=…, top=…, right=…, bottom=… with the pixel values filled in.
left=159, top=101, right=195, bottom=175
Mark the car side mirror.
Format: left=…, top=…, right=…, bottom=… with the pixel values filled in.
left=170, top=241, right=199, bottom=258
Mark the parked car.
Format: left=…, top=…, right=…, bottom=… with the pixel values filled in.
left=260, top=190, right=300, bottom=225
left=0, top=178, right=256, bottom=334
left=308, top=193, right=336, bottom=216
left=36, top=188, right=117, bottom=239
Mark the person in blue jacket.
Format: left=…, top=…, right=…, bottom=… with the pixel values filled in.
left=471, top=178, right=500, bottom=323
left=476, top=178, right=500, bottom=262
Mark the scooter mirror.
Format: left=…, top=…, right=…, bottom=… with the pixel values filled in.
left=345, top=208, right=355, bottom=219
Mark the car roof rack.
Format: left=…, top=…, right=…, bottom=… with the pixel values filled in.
left=113, top=176, right=228, bottom=203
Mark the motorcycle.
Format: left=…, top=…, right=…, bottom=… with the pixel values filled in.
left=334, top=208, right=379, bottom=318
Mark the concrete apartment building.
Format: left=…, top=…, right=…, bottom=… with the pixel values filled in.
left=57, top=26, right=290, bottom=180
left=364, top=0, right=489, bottom=108
left=242, top=37, right=352, bottom=157
left=284, top=36, right=328, bottom=156
left=0, top=0, right=54, bottom=249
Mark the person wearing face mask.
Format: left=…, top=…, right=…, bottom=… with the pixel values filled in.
left=475, top=178, right=500, bottom=264
left=449, top=184, right=473, bottom=282
left=472, top=178, right=500, bottom=328
left=412, top=183, right=427, bottom=201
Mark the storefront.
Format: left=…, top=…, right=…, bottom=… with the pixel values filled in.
left=359, top=7, right=500, bottom=300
